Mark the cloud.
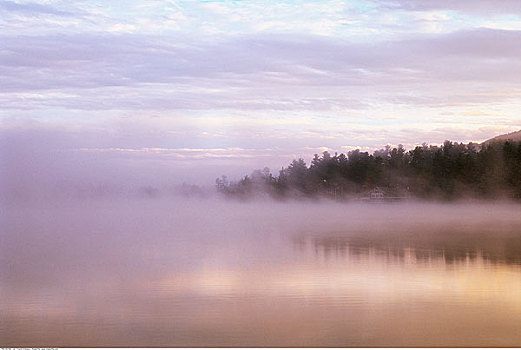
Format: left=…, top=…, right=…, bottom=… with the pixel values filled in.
left=378, top=0, right=521, bottom=15
left=0, top=1, right=74, bottom=16
left=1, top=28, right=521, bottom=114
left=68, top=146, right=277, bottom=161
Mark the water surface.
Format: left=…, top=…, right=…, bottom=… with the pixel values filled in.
left=1, top=199, right=521, bottom=346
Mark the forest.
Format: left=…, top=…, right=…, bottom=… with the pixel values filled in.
left=216, top=140, right=521, bottom=201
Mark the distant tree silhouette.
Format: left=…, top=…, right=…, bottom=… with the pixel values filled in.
left=216, top=140, right=521, bottom=201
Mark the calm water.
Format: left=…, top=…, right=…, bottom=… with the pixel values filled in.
left=1, top=199, right=521, bottom=347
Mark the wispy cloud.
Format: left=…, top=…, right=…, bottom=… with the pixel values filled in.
left=379, top=0, right=521, bottom=15
left=2, top=29, right=521, bottom=113
left=69, top=146, right=277, bottom=160
left=0, top=1, right=74, bottom=17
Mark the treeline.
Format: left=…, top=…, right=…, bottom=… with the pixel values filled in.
left=216, top=140, right=521, bottom=200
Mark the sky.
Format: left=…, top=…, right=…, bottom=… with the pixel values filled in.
left=1, top=0, right=521, bottom=186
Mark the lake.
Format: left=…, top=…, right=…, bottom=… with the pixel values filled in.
left=1, top=199, right=521, bottom=347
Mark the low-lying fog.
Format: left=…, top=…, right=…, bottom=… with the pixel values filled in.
left=2, top=197, right=521, bottom=347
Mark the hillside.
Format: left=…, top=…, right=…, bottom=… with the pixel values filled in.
left=483, top=129, right=521, bottom=146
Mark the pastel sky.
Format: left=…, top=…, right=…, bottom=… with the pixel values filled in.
left=1, top=0, right=521, bottom=185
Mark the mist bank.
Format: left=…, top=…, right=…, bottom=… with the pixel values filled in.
left=217, top=140, right=521, bottom=202
left=2, top=127, right=520, bottom=204
left=0, top=128, right=221, bottom=204
left=3, top=198, right=521, bottom=270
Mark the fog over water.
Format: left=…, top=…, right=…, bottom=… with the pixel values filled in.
left=0, top=127, right=282, bottom=200
left=1, top=197, right=521, bottom=346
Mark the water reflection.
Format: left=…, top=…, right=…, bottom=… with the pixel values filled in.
left=297, top=231, right=521, bottom=265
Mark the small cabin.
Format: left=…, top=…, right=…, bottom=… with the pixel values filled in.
left=369, top=187, right=385, bottom=200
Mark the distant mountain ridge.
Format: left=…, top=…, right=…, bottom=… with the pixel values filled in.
left=483, top=129, right=521, bottom=146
